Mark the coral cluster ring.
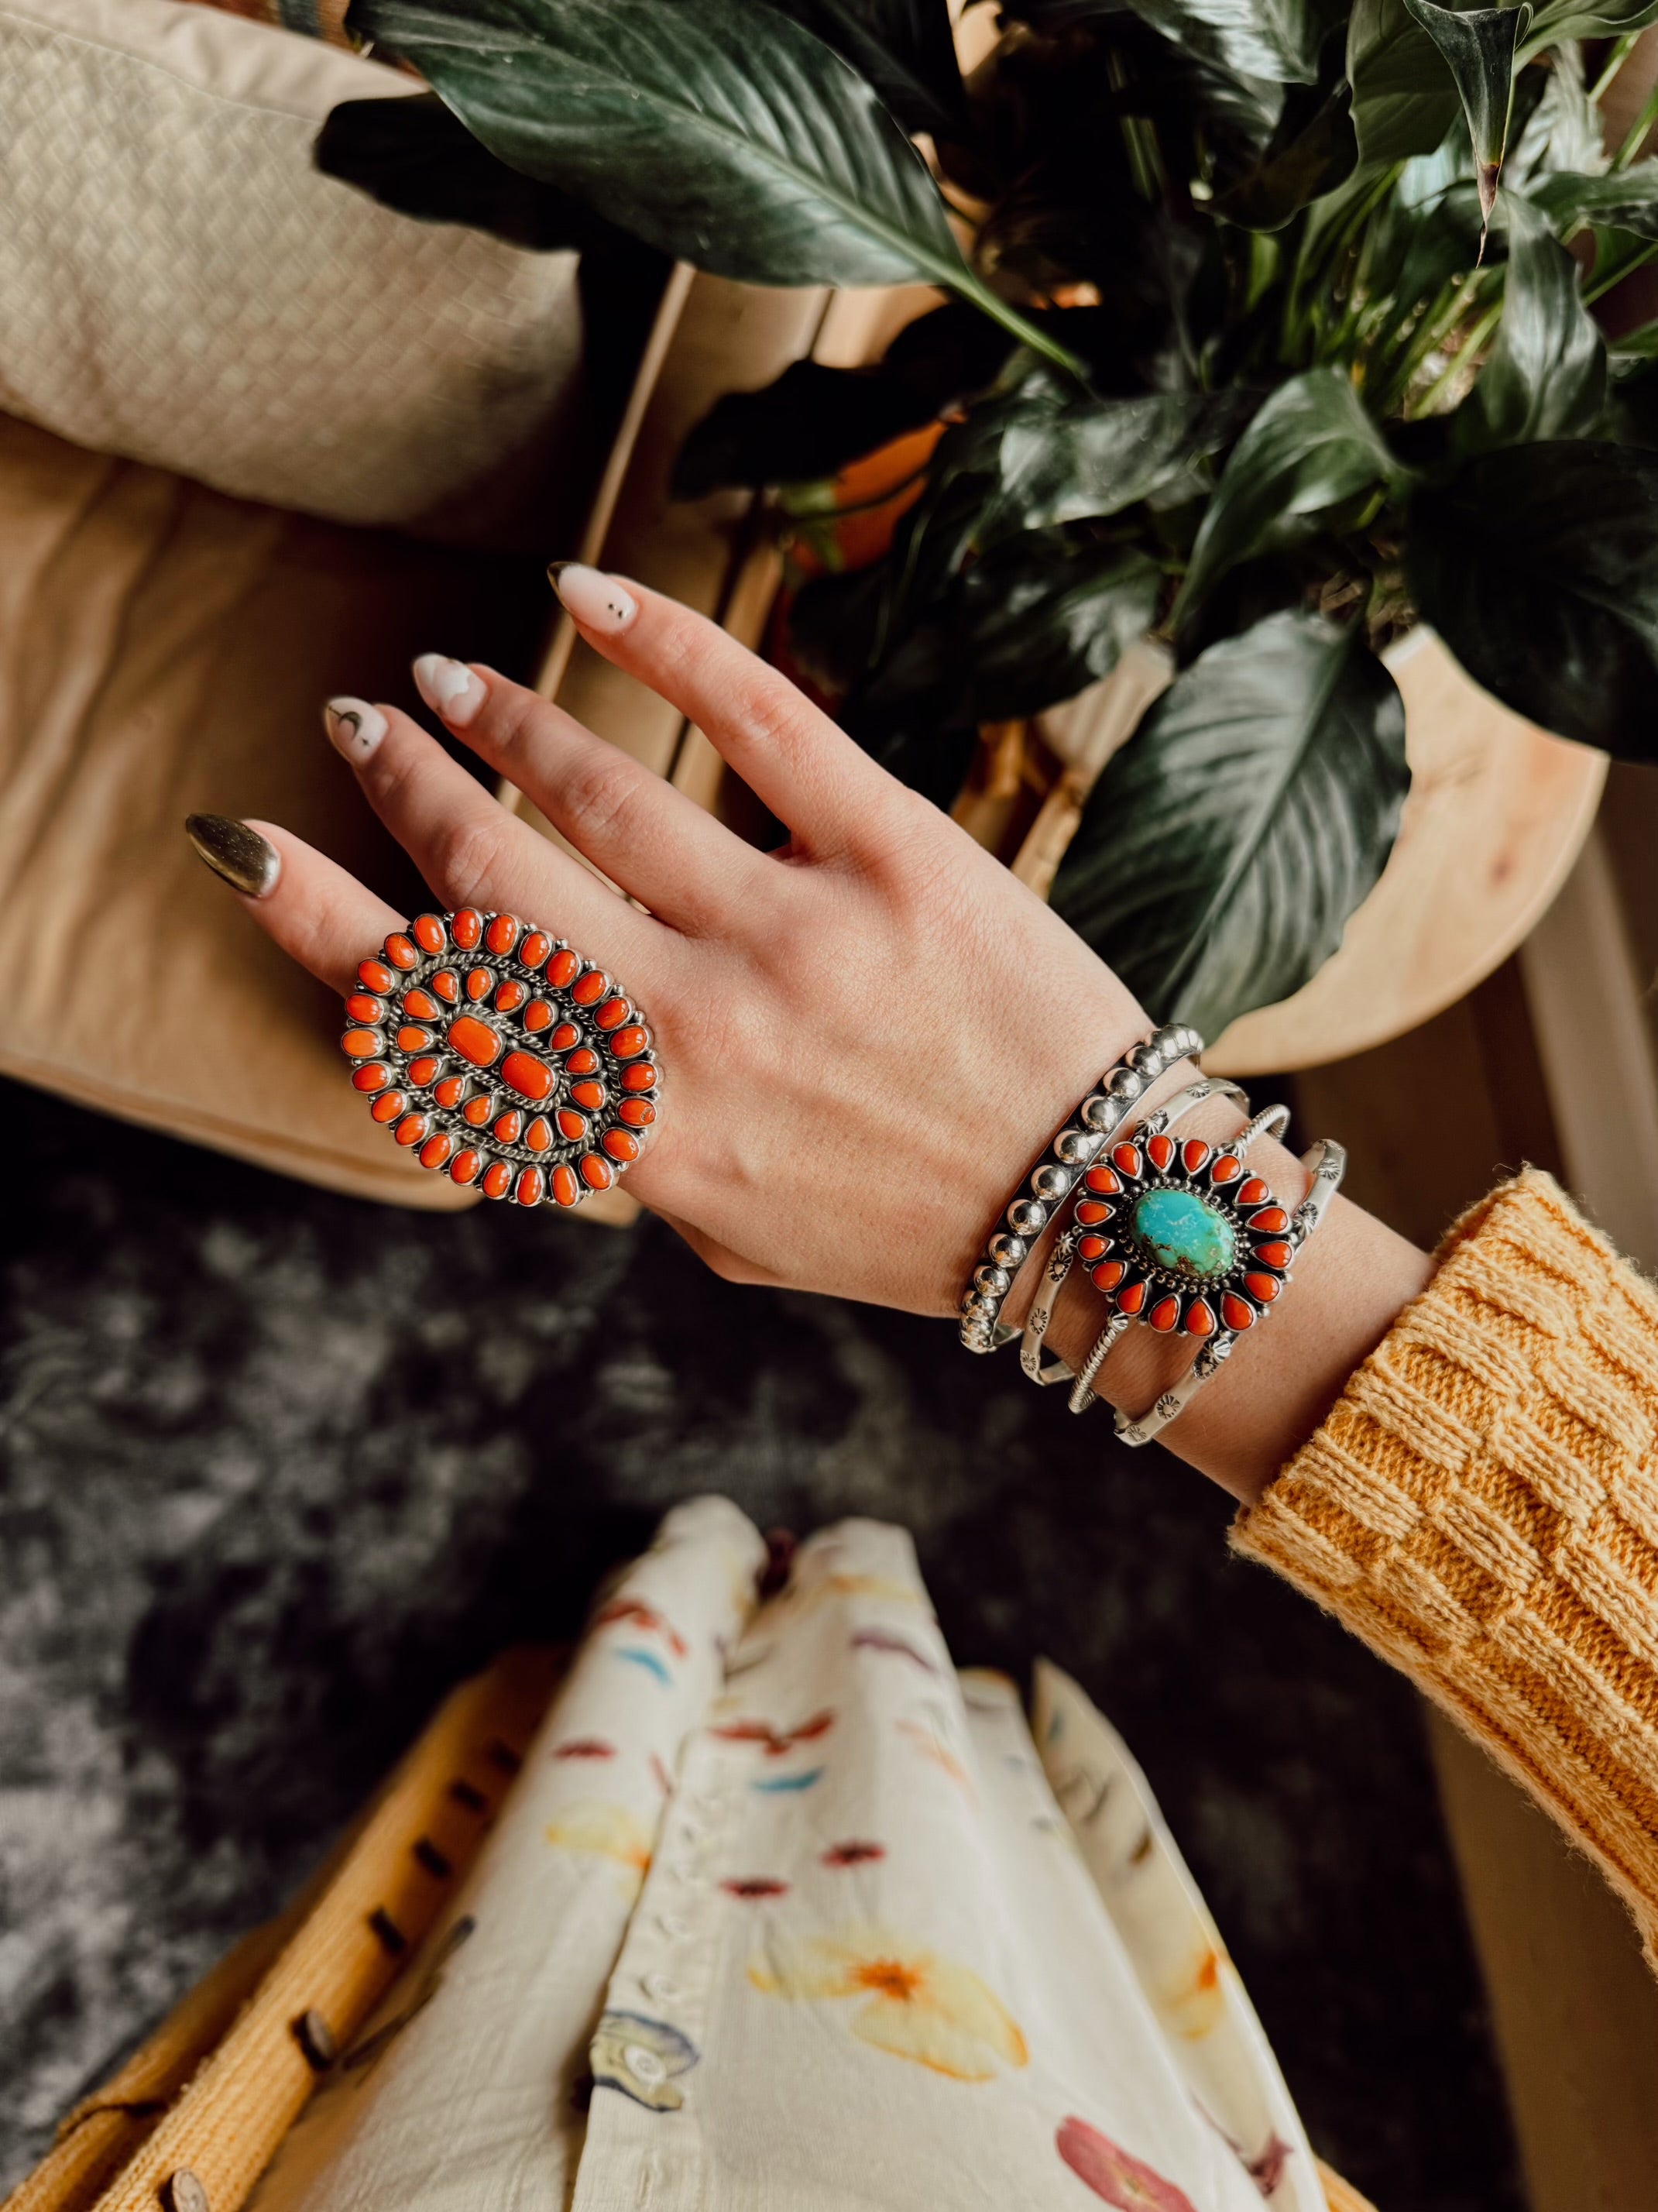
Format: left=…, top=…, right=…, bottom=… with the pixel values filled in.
left=1073, top=1132, right=1297, bottom=1339
left=340, top=908, right=659, bottom=1207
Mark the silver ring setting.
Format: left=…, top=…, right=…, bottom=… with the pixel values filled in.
left=341, top=908, right=659, bottom=1206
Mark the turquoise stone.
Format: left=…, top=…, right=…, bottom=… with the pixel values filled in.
left=1131, top=1188, right=1234, bottom=1279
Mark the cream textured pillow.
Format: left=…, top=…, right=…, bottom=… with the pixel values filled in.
left=0, top=0, right=585, bottom=531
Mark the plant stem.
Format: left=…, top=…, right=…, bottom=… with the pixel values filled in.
left=1591, top=30, right=1641, bottom=104
left=1613, top=81, right=1658, bottom=168
left=952, top=272, right=1088, bottom=382
left=1415, top=297, right=1503, bottom=412
left=1585, top=235, right=1658, bottom=301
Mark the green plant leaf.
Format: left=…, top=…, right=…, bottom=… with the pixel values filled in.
left=1520, top=0, right=1658, bottom=49
left=1050, top=612, right=1409, bottom=1039
left=348, top=0, right=1079, bottom=369
left=1210, top=61, right=1358, bottom=230
left=1176, top=368, right=1401, bottom=627
left=1457, top=191, right=1605, bottom=447
left=1347, top=0, right=1459, bottom=164
left=989, top=393, right=1240, bottom=533
left=1409, top=441, right=1658, bottom=760
left=757, top=0, right=963, bottom=138
left=1400, top=0, right=1532, bottom=231
left=316, top=92, right=630, bottom=249
left=1002, top=0, right=1318, bottom=81
left=956, top=542, right=1165, bottom=720
left=1530, top=163, right=1658, bottom=240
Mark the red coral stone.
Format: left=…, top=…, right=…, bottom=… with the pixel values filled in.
left=524, top=999, right=554, bottom=1032
left=1075, top=1200, right=1110, bottom=1227
left=403, top=988, right=441, bottom=1021
left=1237, top=1177, right=1270, bottom=1207
left=383, top=933, right=418, bottom=970
left=395, top=1114, right=428, bottom=1148
left=1077, top=1234, right=1110, bottom=1262
left=1111, top=1142, right=1141, bottom=1177
left=1148, top=1295, right=1181, bottom=1332
left=450, top=1149, right=482, bottom=1185
left=1181, top=1139, right=1211, bottom=1173
left=493, top=1111, right=523, bottom=1144
left=342, top=1028, right=381, bottom=1060
left=1244, top=1272, right=1281, bottom=1302
left=433, top=1075, right=465, bottom=1109
left=565, top=1048, right=599, bottom=1077
left=432, top=970, right=460, bottom=1004
left=551, top=1164, right=580, bottom=1207
left=448, top=1016, right=503, bottom=1069
left=465, top=969, right=493, bottom=1001
left=595, top=996, right=630, bottom=1030
left=526, top=1118, right=553, bottom=1152
left=1248, top=1206, right=1289, bottom=1234
left=556, top=1109, right=588, bottom=1142
left=412, top=914, right=446, bottom=954
left=579, top=1153, right=613, bottom=1190
left=371, top=1091, right=407, bottom=1124
left=520, top=932, right=552, bottom=968
left=407, top=1056, right=440, bottom=1088
left=451, top=908, right=483, bottom=950
left=602, top=1128, right=639, bottom=1163
left=462, top=1094, right=493, bottom=1128
left=494, top=980, right=527, bottom=1013
left=486, top=913, right=520, bottom=956
left=514, top=1167, right=544, bottom=1207
left=501, top=1049, right=554, bottom=1102
left=1221, top=1294, right=1256, bottom=1331
left=345, top=993, right=383, bottom=1025
left=1146, top=1135, right=1175, bottom=1172
left=548, top=948, right=580, bottom=988
left=481, top=1161, right=512, bottom=1199
left=420, top=1133, right=453, bottom=1171
left=1184, top=1299, right=1215, bottom=1338
left=1092, top=1260, right=1126, bottom=1292
left=622, top=1064, right=657, bottom=1092
left=568, top=1080, right=606, bottom=1111
left=357, top=958, right=394, bottom=994
left=609, top=1025, right=648, bottom=1059
left=1116, top=1281, right=1147, bottom=1314
left=1210, top=1154, right=1242, bottom=1184
left=619, top=1097, right=655, bottom=1128
left=551, top=1023, right=579, bottom=1051
left=396, top=1025, right=433, bottom=1053
left=352, top=1064, right=390, bottom=1093
left=1253, top=1241, right=1292, bottom=1269
left=1084, top=1164, right=1120, bottom=1195
left=572, top=969, right=608, bottom=1006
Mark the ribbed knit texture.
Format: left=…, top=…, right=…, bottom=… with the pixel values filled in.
left=1235, top=1169, right=1658, bottom=1964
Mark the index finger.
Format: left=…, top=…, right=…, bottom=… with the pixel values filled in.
left=548, top=563, right=903, bottom=857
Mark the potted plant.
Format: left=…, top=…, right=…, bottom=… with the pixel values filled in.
left=316, top=0, right=1658, bottom=1043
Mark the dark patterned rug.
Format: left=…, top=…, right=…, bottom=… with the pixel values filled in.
left=0, top=1073, right=1519, bottom=2210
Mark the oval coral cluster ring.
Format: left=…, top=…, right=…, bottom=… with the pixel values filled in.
left=340, top=908, right=659, bottom=1207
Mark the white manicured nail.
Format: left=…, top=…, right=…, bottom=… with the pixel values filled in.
left=412, top=654, right=487, bottom=727
left=323, top=697, right=388, bottom=762
left=548, top=562, right=638, bottom=634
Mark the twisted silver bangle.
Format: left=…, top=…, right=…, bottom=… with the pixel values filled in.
left=958, top=1022, right=1203, bottom=1355
left=1019, top=1077, right=1250, bottom=1388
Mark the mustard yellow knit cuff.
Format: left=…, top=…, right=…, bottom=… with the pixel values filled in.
left=1233, top=1168, right=1658, bottom=1954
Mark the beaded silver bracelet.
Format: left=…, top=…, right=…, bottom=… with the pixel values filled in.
left=1018, top=1077, right=1250, bottom=1388
left=1072, top=1132, right=1348, bottom=1436
left=959, top=1022, right=1203, bottom=1354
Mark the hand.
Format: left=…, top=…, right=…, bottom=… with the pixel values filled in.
left=203, top=565, right=1429, bottom=1500
left=221, top=567, right=1147, bottom=1315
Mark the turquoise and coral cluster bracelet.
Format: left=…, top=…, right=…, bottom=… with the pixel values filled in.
left=960, top=1028, right=1346, bottom=1446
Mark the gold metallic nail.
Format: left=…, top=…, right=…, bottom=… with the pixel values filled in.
left=184, top=813, right=281, bottom=898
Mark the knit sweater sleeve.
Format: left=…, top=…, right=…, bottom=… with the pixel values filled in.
left=1232, top=1168, right=1658, bottom=1960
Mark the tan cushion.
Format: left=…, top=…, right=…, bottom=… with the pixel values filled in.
left=0, top=410, right=554, bottom=1205
left=0, top=0, right=585, bottom=535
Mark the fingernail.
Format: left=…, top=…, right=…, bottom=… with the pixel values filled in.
left=323, top=696, right=389, bottom=762
left=185, top=814, right=280, bottom=898
left=412, top=654, right=486, bottom=728
left=548, top=562, right=638, bottom=634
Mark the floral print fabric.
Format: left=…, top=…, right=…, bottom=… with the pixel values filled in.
left=249, top=1501, right=1320, bottom=2212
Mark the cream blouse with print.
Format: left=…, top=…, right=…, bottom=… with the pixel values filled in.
left=249, top=1497, right=1319, bottom=2212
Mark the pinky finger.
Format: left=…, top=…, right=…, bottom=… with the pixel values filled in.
left=188, top=813, right=400, bottom=995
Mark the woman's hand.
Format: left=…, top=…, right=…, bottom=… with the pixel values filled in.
left=227, top=566, right=1152, bottom=1317
left=204, top=564, right=1430, bottom=1501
